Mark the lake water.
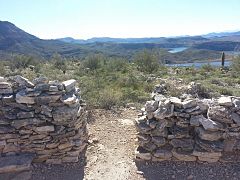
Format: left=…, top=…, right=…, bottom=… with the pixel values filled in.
left=168, top=47, right=188, bottom=53
left=166, top=61, right=232, bottom=68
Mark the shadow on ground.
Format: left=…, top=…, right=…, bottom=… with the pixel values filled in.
left=31, top=149, right=87, bottom=180
left=135, top=160, right=240, bottom=180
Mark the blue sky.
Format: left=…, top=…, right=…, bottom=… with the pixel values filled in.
left=1, top=0, right=240, bottom=39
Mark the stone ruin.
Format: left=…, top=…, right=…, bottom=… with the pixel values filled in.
left=0, top=75, right=88, bottom=166
left=135, top=85, right=240, bottom=163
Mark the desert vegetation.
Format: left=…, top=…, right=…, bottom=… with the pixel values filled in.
left=1, top=52, right=240, bottom=109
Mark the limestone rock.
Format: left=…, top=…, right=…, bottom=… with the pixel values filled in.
left=195, top=127, right=222, bottom=141
left=62, top=79, right=76, bottom=92
left=172, top=149, right=196, bottom=161
left=170, top=138, right=194, bottom=150
left=17, top=112, right=34, bottom=119
left=11, top=75, right=34, bottom=88
left=145, top=100, right=158, bottom=112
left=218, top=96, right=233, bottom=107
left=208, top=106, right=233, bottom=124
left=152, top=136, right=166, bottom=147
left=169, top=97, right=182, bottom=108
left=153, top=148, right=172, bottom=160
left=35, top=126, right=55, bottom=132
left=232, top=112, right=240, bottom=125
left=16, top=90, right=35, bottom=104
left=182, top=99, right=197, bottom=109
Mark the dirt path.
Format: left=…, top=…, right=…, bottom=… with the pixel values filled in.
left=84, top=109, right=142, bottom=180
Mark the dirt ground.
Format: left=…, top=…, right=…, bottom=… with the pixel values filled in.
left=31, top=109, right=240, bottom=180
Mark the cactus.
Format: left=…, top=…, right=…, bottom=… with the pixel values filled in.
left=221, top=52, right=225, bottom=67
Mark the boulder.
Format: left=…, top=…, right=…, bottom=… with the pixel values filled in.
left=11, top=75, right=34, bottom=88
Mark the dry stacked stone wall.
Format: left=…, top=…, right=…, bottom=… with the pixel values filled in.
left=136, top=87, right=240, bottom=163
left=0, top=76, right=87, bottom=164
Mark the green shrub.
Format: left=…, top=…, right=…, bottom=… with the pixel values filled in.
left=134, top=50, right=160, bottom=73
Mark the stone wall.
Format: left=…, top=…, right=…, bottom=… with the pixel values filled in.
left=0, top=76, right=88, bottom=164
left=136, top=89, right=240, bottom=162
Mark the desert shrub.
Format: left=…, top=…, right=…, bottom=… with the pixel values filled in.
left=52, top=53, right=67, bottom=73
left=134, top=50, right=160, bottom=73
left=232, top=55, right=240, bottom=74
left=9, top=55, right=40, bottom=71
left=97, top=88, right=122, bottom=109
left=83, top=54, right=103, bottom=70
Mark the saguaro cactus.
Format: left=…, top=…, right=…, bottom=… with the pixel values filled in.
left=221, top=52, right=225, bottom=67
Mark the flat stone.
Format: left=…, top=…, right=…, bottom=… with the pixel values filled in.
left=0, top=126, right=15, bottom=134
left=49, top=85, right=59, bottom=92
left=208, top=106, right=233, bottom=124
left=153, top=100, right=174, bottom=119
left=218, top=96, right=233, bottom=107
left=32, top=77, right=48, bottom=85
left=233, top=98, right=240, bottom=107
left=193, top=146, right=222, bottom=158
left=170, top=138, right=194, bottom=150
left=35, top=94, right=61, bottom=104
left=196, top=115, right=223, bottom=131
left=198, top=156, right=219, bottom=163
left=0, top=77, right=5, bottom=82
left=153, top=148, right=172, bottom=159
left=195, top=127, right=222, bottom=141
left=172, top=149, right=196, bottom=161
left=152, top=136, right=166, bottom=147
left=17, top=111, right=34, bottom=119
left=62, top=156, right=79, bottom=163
left=16, top=90, right=35, bottom=104
left=61, top=94, right=78, bottom=105
left=11, top=118, right=44, bottom=129
left=0, top=154, right=34, bottom=173
left=182, top=99, right=197, bottom=109
left=34, top=83, right=50, bottom=91
left=11, top=75, right=34, bottom=88
left=45, top=159, right=62, bottom=164
left=169, top=97, right=182, bottom=108
left=232, top=113, right=240, bottom=125
left=35, top=126, right=55, bottom=132
left=196, top=138, right=223, bottom=152
left=145, top=100, right=158, bottom=112
left=62, top=79, right=76, bottom=92
left=190, top=115, right=200, bottom=126
left=135, top=147, right=152, bottom=160
left=0, top=88, right=13, bottom=95
left=0, top=82, right=10, bottom=89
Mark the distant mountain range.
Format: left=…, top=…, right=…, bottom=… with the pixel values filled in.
left=0, top=20, right=240, bottom=62
left=57, top=31, right=240, bottom=44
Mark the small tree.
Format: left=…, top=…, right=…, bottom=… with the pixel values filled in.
left=134, top=50, right=160, bottom=73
